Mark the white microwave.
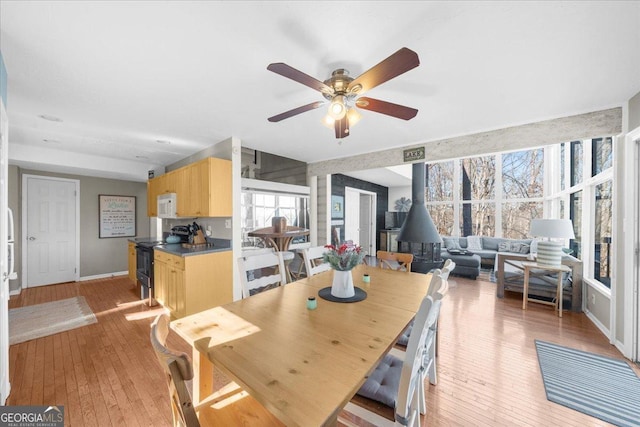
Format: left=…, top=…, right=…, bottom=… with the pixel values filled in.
left=157, top=193, right=177, bottom=218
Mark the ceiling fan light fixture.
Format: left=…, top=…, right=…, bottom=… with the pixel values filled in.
left=328, top=95, right=346, bottom=120
left=322, top=115, right=335, bottom=129
left=346, top=108, right=362, bottom=127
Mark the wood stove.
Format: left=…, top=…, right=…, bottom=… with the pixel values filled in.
left=397, top=163, right=443, bottom=274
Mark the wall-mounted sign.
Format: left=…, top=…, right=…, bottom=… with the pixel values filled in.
left=99, top=195, right=136, bottom=238
left=403, top=147, right=425, bottom=162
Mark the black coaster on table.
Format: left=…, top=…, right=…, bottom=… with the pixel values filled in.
left=318, top=287, right=367, bottom=303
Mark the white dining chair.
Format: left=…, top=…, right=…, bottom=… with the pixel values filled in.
left=237, top=250, right=287, bottom=298
left=396, top=271, right=448, bottom=414
left=302, top=246, right=332, bottom=277
left=440, top=259, right=455, bottom=281
left=342, top=295, right=440, bottom=426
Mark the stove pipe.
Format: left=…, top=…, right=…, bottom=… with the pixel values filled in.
left=397, top=163, right=441, bottom=244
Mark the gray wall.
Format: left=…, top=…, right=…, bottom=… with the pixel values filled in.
left=12, top=168, right=149, bottom=286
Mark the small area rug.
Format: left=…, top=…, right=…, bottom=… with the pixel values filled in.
left=535, top=339, right=640, bottom=427
left=9, top=296, right=97, bottom=345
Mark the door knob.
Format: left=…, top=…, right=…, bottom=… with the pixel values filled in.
left=28, top=236, right=36, bottom=241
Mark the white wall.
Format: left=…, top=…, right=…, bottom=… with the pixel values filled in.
left=388, top=186, right=411, bottom=211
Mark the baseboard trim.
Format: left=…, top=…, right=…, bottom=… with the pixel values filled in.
left=584, top=308, right=610, bottom=341
left=79, top=271, right=128, bottom=282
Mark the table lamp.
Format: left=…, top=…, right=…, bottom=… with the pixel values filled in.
left=530, top=219, right=575, bottom=266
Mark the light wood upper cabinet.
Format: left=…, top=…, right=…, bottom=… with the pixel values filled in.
left=147, top=157, right=231, bottom=217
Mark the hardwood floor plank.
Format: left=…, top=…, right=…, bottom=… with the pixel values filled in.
left=7, top=274, right=634, bottom=426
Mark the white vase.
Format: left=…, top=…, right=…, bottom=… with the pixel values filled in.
left=331, top=269, right=355, bottom=298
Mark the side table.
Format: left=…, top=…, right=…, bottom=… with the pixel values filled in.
left=521, top=261, right=572, bottom=317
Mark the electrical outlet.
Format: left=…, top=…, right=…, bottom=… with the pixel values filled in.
left=225, top=219, right=232, bottom=229
left=591, top=294, right=596, bottom=305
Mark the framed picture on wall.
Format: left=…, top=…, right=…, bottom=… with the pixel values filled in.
left=99, top=195, right=136, bottom=238
left=331, top=195, right=344, bottom=219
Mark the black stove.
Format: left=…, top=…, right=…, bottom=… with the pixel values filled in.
left=135, top=240, right=163, bottom=305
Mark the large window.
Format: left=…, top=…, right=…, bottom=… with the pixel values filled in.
left=460, top=156, right=495, bottom=201
left=592, top=137, right=612, bottom=176
left=460, top=202, right=495, bottom=236
left=571, top=141, right=583, bottom=186
left=420, top=136, right=614, bottom=291
left=426, top=161, right=453, bottom=202
left=240, top=187, right=309, bottom=248
left=502, top=149, right=544, bottom=199
left=594, top=181, right=612, bottom=287
left=502, top=201, right=543, bottom=239
left=570, top=190, right=582, bottom=259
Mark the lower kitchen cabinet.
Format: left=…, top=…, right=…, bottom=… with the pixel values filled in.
left=154, top=250, right=232, bottom=319
left=128, top=242, right=137, bottom=283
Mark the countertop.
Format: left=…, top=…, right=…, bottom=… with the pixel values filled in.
left=129, top=237, right=232, bottom=257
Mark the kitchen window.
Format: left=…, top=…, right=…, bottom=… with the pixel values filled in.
left=241, top=179, right=310, bottom=249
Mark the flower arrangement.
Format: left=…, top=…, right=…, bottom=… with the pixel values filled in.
left=322, top=242, right=365, bottom=271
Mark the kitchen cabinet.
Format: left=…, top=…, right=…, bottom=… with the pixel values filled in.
left=147, top=170, right=178, bottom=216
left=154, top=250, right=232, bottom=319
left=127, top=242, right=137, bottom=283
left=380, top=230, right=399, bottom=252
left=147, top=157, right=231, bottom=217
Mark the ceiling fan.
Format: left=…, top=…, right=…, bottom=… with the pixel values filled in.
left=267, top=47, right=420, bottom=139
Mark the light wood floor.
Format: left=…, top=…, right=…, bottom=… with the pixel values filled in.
left=8, top=274, right=637, bottom=426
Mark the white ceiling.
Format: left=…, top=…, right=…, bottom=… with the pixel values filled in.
left=1, top=1, right=639, bottom=183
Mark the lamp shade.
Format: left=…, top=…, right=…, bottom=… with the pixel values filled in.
left=530, top=219, right=575, bottom=239
left=530, top=219, right=574, bottom=266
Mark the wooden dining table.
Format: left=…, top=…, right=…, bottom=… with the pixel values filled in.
left=170, top=264, right=432, bottom=426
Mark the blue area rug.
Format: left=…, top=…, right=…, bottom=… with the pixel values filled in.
left=535, top=340, right=640, bottom=427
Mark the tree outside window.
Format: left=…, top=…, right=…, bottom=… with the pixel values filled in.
left=594, top=180, right=612, bottom=287
left=571, top=141, right=583, bottom=187
left=592, top=137, right=613, bottom=176
left=460, top=202, right=495, bottom=236
left=570, top=190, right=583, bottom=259
left=460, top=156, right=495, bottom=236
left=502, top=149, right=543, bottom=199
left=502, top=201, right=543, bottom=239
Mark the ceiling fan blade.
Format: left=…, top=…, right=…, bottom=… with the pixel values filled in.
left=268, top=101, right=324, bottom=122
left=355, top=97, right=418, bottom=120
left=334, top=116, right=350, bottom=139
left=347, top=47, right=419, bottom=95
left=267, top=63, right=334, bottom=95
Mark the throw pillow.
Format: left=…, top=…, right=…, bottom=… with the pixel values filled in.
left=467, top=236, right=483, bottom=251
left=443, top=238, right=461, bottom=250
left=508, top=242, right=530, bottom=254
left=498, top=241, right=510, bottom=252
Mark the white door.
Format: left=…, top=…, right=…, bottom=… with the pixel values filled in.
left=344, top=187, right=377, bottom=256
left=24, top=176, right=78, bottom=287
left=0, top=96, right=10, bottom=403
left=344, top=188, right=360, bottom=243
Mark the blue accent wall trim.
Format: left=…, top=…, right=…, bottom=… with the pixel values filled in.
left=0, top=51, right=7, bottom=106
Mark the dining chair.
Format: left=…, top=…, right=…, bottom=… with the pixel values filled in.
left=397, top=272, right=446, bottom=346
left=342, top=295, right=440, bottom=426
left=302, top=246, right=332, bottom=277
left=237, top=250, right=287, bottom=298
left=377, top=251, right=414, bottom=272
left=440, top=259, right=455, bottom=280
left=150, top=314, right=283, bottom=427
